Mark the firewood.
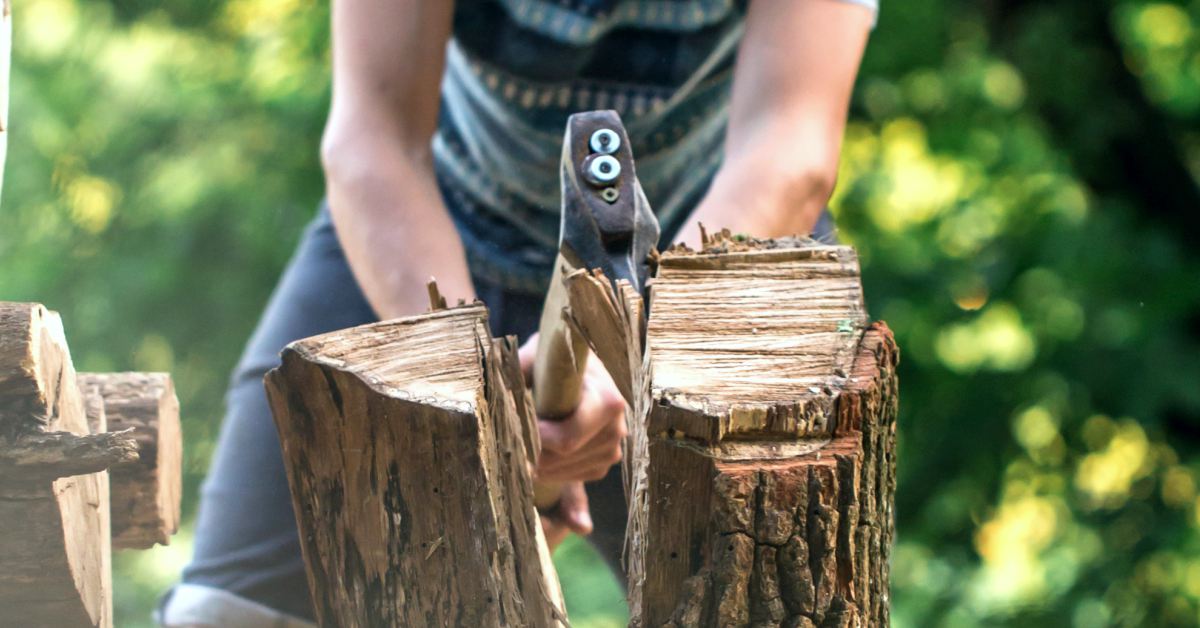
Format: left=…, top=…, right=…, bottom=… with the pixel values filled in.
left=567, top=232, right=899, bottom=627
left=78, top=372, right=182, bottom=549
left=265, top=302, right=566, bottom=627
left=0, top=303, right=117, bottom=628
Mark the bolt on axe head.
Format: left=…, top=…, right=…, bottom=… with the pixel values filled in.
left=557, top=110, right=660, bottom=300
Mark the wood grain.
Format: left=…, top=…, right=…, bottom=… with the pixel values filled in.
left=78, top=372, right=182, bottom=549
left=562, top=232, right=898, bottom=628
left=0, top=302, right=114, bottom=628
left=265, top=304, right=566, bottom=627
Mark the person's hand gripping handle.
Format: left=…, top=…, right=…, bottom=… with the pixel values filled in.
left=532, top=110, right=659, bottom=513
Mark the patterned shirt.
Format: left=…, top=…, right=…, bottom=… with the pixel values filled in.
left=435, top=0, right=878, bottom=293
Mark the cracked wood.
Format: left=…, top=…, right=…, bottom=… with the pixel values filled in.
left=265, top=304, right=565, bottom=627
left=573, top=233, right=898, bottom=628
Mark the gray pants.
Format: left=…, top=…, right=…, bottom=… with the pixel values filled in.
left=165, top=205, right=629, bottom=623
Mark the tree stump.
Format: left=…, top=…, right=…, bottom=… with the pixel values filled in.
left=265, top=302, right=566, bottom=627
left=0, top=302, right=186, bottom=627
left=564, top=232, right=899, bottom=627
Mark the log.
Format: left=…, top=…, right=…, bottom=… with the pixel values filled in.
left=567, top=232, right=898, bottom=627
left=265, top=301, right=566, bottom=627
left=0, top=302, right=115, bottom=628
left=77, top=372, right=182, bottom=549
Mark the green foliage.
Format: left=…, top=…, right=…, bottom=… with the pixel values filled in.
left=1, top=0, right=1198, bottom=626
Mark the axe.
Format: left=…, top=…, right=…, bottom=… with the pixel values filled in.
left=532, top=110, right=659, bottom=509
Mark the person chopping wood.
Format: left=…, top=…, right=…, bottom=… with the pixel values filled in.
left=159, top=1, right=876, bottom=625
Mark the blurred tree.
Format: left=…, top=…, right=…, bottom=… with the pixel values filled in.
left=0, top=0, right=1197, bottom=626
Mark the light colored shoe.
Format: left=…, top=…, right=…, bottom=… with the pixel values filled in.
left=158, top=583, right=316, bottom=628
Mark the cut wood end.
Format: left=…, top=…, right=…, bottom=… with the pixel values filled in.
left=281, top=304, right=491, bottom=413
left=646, top=235, right=868, bottom=442
left=0, top=302, right=82, bottom=437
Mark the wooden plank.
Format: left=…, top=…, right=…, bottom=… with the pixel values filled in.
left=78, top=372, right=182, bottom=549
left=265, top=303, right=566, bottom=627
left=0, top=302, right=114, bottom=628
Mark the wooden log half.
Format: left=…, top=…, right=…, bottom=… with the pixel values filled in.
left=0, top=302, right=114, bottom=628
left=566, top=232, right=899, bottom=627
left=265, top=302, right=566, bottom=627
left=78, top=372, right=182, bottom=549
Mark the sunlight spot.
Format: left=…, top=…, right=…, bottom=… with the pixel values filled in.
left=982, top=62, right=1026, bottom=110
left=871, top=118, right=966, bottom=232
left=935, top=303, right=1037, bottom=372
left=1135, top=4, right=1193, bottom=49
left=1161, top=466, right=1196, bottom=508
left=66, top=175, right=119, bottom=234
left=18, top=0, right=79, bottom=60
left=1076, top=418, right=1153, bottom=509
left=1014, top=406, right=1059, bottom=453
left=973, top=494, right=1061, bottom=604
left=951, top=274, right=989, bottom=311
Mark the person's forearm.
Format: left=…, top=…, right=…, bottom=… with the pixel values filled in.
left=322, top=137, right=475, bottom=320
left=678, top=0, right=872, bottom=247
left=681, top=117, right=840, bottom=245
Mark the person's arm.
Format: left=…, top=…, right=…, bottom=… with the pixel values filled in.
left=680, top=0, right=874, bottom=245
left=321, top=0, right=475, bottom=317
left=320, top=0, right=622, bottom=547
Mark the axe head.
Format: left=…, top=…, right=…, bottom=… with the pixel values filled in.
left=557, top=110, right=660, bottom=300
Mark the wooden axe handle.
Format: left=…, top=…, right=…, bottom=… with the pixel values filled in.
left=532, top=255, right=590, bottom=509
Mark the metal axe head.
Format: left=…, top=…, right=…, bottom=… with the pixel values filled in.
left=557, top=110, right=660, bottom=299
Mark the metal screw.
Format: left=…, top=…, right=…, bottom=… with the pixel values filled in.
left=584, top=154, right=621, bottom=185
left=589, top=128, right=621, bottom=154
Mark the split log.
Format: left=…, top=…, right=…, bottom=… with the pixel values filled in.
left=78, top=372, right=182, bottom=549
left=265, top=301, right=566, bottom=627
left=0, top=302, right=117, bottom=628
left=566, top=232, right=898, bottom=627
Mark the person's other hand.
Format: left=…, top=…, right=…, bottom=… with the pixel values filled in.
left=518, top=334, right=625, bottom=549
left=518, top=334, right=628, bottom=484
left=539, top=482, right=592, bottom=550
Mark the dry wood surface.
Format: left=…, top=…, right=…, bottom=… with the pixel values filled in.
left=78, top=372, right=182, bottom=549
left=563, top=231, right=898, bottom=628
left=265, top=303, right=566, bottom=627
left=0, top=303, right=115, bottom=628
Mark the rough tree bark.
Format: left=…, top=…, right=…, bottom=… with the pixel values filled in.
left=78, top=372, right=182, bottom=549
left=0, top=303, right=124, bottom=628
left=265, top=300, right=566, bottom=627
left=565, top=232, right=898, bottom=628
left=0, top=303, right=184, bottom=626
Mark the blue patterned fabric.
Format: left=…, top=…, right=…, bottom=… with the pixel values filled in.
left=437, top=0, right=877, bottom=293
